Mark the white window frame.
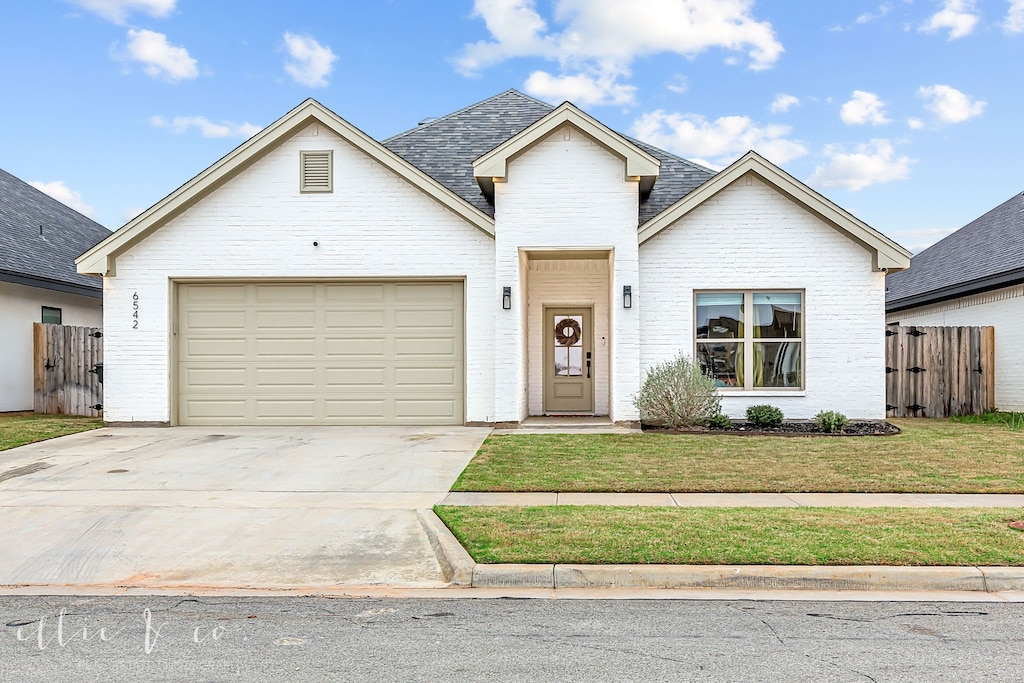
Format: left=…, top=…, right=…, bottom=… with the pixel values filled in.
left=694, top=289, right=805, bottom=393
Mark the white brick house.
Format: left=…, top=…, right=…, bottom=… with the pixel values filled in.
left=77, top=91, right=911, bottom=426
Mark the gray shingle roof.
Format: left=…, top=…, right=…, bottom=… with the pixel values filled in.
left=886, top=191, right=1024, bottom=310
left=0, top=167, right=111, bottom=293
left=381, top=89, right=714, bottom=226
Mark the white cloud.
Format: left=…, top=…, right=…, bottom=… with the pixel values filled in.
left=1004, top=0, right=1024, bottom=32
left=770, top=93, right=800, bottom=113
left=809, top=139, right=913, bottom=191
left=840, top=90, right=891, bottom=125
left=67, top=0, right=175, bottom=24
left=28, top=180, right=96, bottom=217
left=919, top=0, right=979, bottom=39
left=907, top=117, right=925, bottom=129
left=632, top=110, right=808, bottom=166
left=282, top=32, right=337, bottom=88
left=524, top=69, right=637, bottom=105
left=456, top=0, right=783, bottom=105
left=665, top=74, right=688, bottom=94
left=121, top=28, right=198, bottom=81
left=857, top=3, right=892, bottom=24
left=918, top=84, right=986, bottom=123
left=150, top=115, right=261, bottom=139
left=891, top=225, right=959, bottom=253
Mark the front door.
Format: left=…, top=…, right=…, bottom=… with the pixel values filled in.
left=543, top=308, right=594, bottom=413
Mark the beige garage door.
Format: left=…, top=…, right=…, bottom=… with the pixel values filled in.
left=176, top=281, right=464, bottom=425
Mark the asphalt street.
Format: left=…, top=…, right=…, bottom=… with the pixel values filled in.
left=2, top=596, right=1022, bottom=681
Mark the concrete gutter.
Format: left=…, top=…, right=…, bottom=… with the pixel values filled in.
left=419, top=509, right=1024, bottom=593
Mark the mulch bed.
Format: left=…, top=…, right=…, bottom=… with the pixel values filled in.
left=642, top=421, right=901, bottom=437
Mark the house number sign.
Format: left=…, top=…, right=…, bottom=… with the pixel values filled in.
left=132, top=292, right=139, bottom=329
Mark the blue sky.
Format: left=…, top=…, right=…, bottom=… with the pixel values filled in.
left=1, top=0, right=1021, bottom=252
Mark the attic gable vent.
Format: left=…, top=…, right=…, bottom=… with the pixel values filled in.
left=300, top=150, right=333, bottom=192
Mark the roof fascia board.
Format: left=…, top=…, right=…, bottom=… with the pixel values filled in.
left=638, top=151, right=912, bottom=272
left=473, top=103, right=661, bottom=181
left=886, top=267, right=1024, bottom=312
left=77, top=99, right=495, bottom=276
left=0, top=271, right=103, bottom=298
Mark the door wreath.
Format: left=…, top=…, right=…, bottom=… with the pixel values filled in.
left=554, top=318, right=582, bottom=346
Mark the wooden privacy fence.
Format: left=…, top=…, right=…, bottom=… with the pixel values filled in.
left=33, top=323, right=103, bottom=417
left=885, top=325, right=994, bottom=418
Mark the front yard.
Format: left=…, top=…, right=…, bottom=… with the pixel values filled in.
left=451, top=419, right=1024, bottom=493
left=436, top=506, right=1024, bottom=566
left=0, top=412, right=102, bottom=452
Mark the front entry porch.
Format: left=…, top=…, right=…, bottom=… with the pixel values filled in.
left=525, top=252, right=611, bottom=417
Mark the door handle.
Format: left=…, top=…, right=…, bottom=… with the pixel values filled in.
left=586, top=351, right=592, bottom=379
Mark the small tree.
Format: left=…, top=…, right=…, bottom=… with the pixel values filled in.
left=634, top=354, right=721, bottom=429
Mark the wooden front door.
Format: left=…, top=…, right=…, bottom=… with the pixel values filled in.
left=543, top=308, right=594, bottom=413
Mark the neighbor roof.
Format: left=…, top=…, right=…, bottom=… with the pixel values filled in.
left=382, top=89, right=715, bottom=227
left=0, top=167, right=110, bottom=297
left=886, top=191, right=1024, bottom=311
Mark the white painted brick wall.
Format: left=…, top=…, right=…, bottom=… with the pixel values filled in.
left=104, top=123, right=495, bottom=423
left=639, top=175, right=887, bottom=419
left=493, top=124, right=640, bottom=422
left=527, top=259, right=610, bottom=415
left=887, top=284, right=1024, bottom=411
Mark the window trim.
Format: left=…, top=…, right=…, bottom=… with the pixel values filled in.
left=693, top=289, right=805, bottom=392
left=299, top=149, right=334, bottom=193
left=41, top=306, right=62, bottom=325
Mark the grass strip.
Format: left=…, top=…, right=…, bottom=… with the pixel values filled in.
left=451, top=419, right=1024, bottom=493
left=0, top=413, right=102, bottom=452
left=436, top=505, right=1024, bottom=566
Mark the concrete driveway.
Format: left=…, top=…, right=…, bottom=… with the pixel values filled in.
left=0, top=426, right=490, bottom=590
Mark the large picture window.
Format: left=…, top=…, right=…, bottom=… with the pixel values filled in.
left=695, top=291, right=803, bottom=390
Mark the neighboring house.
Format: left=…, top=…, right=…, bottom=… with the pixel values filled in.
left=0, top=168, right=110, bottom=412
left=77, top=91, right=910, bottom=426
left=886, top=191, right=1024, bottom=411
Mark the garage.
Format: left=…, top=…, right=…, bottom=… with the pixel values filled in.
left=176, top=281, right=464, bottom=425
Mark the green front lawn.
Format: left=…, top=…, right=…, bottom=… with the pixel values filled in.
left=451, top=419, right=1024, bottom=493
left=436, top=505, right=1024, bottom=566
left=0, top=412, right=102, bottom=452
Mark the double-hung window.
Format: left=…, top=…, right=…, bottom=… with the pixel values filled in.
left=695, top=291, right=803, bottom=390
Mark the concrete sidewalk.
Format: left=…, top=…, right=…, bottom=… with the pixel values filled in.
left=440, top=492, right=1024, bottom=507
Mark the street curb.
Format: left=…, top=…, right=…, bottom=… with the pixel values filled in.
left=475, top=564, right=1024, bottom=591
left=416, top=509, right=474, bottom=586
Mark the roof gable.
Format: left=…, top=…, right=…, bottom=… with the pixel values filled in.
left=472, top=102, right=660, bottom=200
left=886, top=190, right=1024, bottom=309
left=1, top=167, right=110, bottom=295
left=639, top=151, right=911, bottom=272
left=77, top=99, right=494, bottom=276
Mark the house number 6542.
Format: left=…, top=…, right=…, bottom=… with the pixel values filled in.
left=132, top=292, right=139, bottom=329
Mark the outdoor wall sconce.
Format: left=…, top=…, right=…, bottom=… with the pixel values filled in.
left=623, top=285, right=632, bottom=309
left=502, top=286, right=512, bottom=310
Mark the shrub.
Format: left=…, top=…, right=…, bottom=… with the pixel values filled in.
left=634, top=354, right=721, bottom=429
left=706, top=413, right=733, bottom=430
left=746, top=404, right=784, bottom=429
left=814, top=410, right=849, bottom=434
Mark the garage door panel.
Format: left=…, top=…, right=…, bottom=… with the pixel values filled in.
left=325, top=284, right=386, bottom=302
left=395, top=309, right=456, bottom=329
left=255, top=310, right=316, bottom=329
left=185, top=338, right=248, bottom=359
left=325, top=309, right=386, bottom=329
left=395, top=337, right=457, bottom=356
left=178, top=281, right=463, bottom=425
left=394, top=367, right=457, bottom=387
left=324, top=337, right=387, bottom=357
left=255, top=338, right=317, bottom=358
left=255, top=284, right=316, bottom=303
left=324, top=367, right=387, bottom=387
left=325, top=399, right=387, bottom=419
